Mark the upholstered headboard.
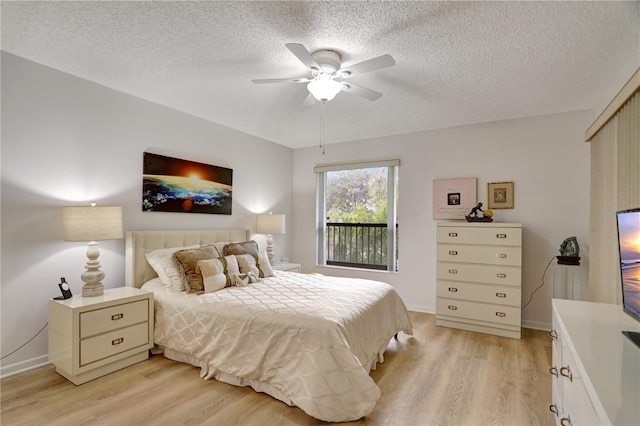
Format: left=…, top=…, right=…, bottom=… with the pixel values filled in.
left=125, top=229, right=251, bottom=288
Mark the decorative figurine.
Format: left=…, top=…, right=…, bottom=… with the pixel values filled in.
left=557, top=236, right=580, bottom=265
left=465, top=202, right=493, bottom=222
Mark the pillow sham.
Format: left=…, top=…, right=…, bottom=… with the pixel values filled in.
left=223, top=240, right=259, bottom=260
left=257, top=251, right=274, bottom=278
left=145, top=245, right=199, bottom=289
left=236, top=253, right=261, bottom=277
left=174, top=245, right=218, bottom=293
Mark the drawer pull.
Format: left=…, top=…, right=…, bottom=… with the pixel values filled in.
left=496, top=292, right=506, bottom=298
left=111, top=313, right=124, bottom=321
left=560, top=417, right=572, bottom=426
left=496, top=233, right=507, bottom=239
left=448, top=287, right=458, bottom=293
left=560, top=366, right=573, bottom=382
left=549, top=367, right=558, bottom=377
left=495, top=312, right=506, bottom=317
left=448, top=269, right=458, bottom=274
left=549, top=404, right=559, bottom=416
left=111, top=337, right=124, bottom=346
left=448, top=305, right=458, bottom=311
left=448, top=232, right=458, bottom=237
left=496, top=273, right=506, bottom=278
left=548, top=329, right=558, bottom=340
left=497, top=253, right=507, bottom=258
left=448, top=250, right=458, bottom=255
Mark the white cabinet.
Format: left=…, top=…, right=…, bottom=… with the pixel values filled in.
left=550, top=299, right=640, bottom=425
left=48, top=287, right=154, bottom=385
left=272, top=262, right=301, bottom=272
left=436, top=222, right=522, bottom=339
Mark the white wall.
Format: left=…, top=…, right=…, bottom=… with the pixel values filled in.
left=0, top=53, right=293, bottom=375
left=292, top=109, right=593, bottom=330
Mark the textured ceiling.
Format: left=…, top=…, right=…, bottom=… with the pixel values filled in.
left=2, top=1, right=639, bottom=148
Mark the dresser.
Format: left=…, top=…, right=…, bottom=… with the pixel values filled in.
left=48, top=287, right=154, bottom=385
left=436, top=222, right=522, bottom=339
left=549, top=299, right=640, bottom=425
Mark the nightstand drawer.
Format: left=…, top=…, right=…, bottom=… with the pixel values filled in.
left=80, top=322, right=149, bottom=366
left=80, top=300, right=149, bottom=338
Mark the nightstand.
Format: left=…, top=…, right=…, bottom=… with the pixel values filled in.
left=272, top=262, right=302, bottom=272
left=48, top=287, right=153, bottom=385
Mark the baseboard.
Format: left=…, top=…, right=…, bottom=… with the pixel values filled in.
left=405, top=304, right=434, bottom=314
left=522, top=319, right=551, bottom=331
left=0, top=355, right=50, bottom=380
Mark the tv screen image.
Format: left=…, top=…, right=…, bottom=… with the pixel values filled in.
left=617, top=207, right=640, bottom=348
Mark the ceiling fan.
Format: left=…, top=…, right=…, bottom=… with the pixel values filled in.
left=252, top=43, right=395, bottom=103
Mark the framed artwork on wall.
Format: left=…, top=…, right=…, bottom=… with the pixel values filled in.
left=142, top=152, right=233, bottom=215
left=433, top=178, right=477, bottom=219
left=487, top=181, right=514, bottom=209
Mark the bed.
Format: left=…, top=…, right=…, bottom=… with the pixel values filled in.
left=125, top=229, right=412, bottom=422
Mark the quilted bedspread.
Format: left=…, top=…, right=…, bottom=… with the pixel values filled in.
left=143, top=271, right=412, bottom=422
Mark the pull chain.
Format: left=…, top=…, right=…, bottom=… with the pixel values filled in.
left=320, top=101, right=326, bottom=155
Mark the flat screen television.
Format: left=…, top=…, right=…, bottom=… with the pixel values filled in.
left=616, top=207, right=640, bottom=348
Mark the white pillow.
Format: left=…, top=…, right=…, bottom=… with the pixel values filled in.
left=145, top=245, right=198, bottom=290
left=236, top=253, right=260, bottom=277
left=257, top=251, right=274, bottom=277
left=198, top=258, right=227, bottom=293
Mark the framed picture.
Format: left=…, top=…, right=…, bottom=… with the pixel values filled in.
left=433, top=178, right=477, bottom=219
left=487, top=181, right=514, bottom=209
left=142, top=152, right=233, bottom=215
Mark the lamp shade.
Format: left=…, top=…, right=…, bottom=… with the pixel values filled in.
left=63, top=206, right=123, bottom=241
left=256, top=214, right=285, bottom=235
left=307, top=77, right=344, bottom=102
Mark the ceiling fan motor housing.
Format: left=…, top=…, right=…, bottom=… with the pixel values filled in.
left=312, top=50, right=341, bottom=73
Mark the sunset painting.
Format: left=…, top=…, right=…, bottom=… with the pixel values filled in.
left=618, top=209, right=640, bottom=318
left=142, top=152, right=232, bottom=215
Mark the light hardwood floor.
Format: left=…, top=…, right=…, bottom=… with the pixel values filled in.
left=1, top=312, right=554, bottom=426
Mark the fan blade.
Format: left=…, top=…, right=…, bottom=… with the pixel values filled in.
left=285, top=43, right=321, bottom=71
left=341, top=82, right=383, bottom=101
left=252, top=77, right=311, bottom=84
left=339, top=54, right=395, bottom=77
left=302, top=92, right=316, bottom=106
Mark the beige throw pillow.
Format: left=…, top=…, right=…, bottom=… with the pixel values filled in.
left=145, top=245, right=199, bottom=289
left=198, top=258, right=227, bottom=293
left=236, top=253, right=261, bottom=277
left=174, top=245, right=218, bottom=293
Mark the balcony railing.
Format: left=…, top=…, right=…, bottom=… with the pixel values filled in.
left=326, top=223, right=397, bottom=271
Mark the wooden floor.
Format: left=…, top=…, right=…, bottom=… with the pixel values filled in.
left=1, top=312, right=554, bottom=426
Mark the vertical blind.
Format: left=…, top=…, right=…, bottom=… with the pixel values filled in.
left=587, top=70, right=639, bottom=304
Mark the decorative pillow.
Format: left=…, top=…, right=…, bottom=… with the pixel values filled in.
left=236, top=253, right=261, bottom=277
left=223, top=240, right=259, bottom=260
left=173, top=245, right=218, bottom=293
left=257, top=251, right=274, bottom=278
left=223, top=254, right=241, bottom=287
left=144, top=245, right=199, bottom=288
left=233, top=272, right=261, bottom=287
left=198, top=258, right=227, bottom=293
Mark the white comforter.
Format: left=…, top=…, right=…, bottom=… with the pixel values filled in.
left=143, top=271, right=412, bottom=422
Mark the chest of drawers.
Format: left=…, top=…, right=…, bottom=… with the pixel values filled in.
left=48, top=287, right=153, bottom=384
left=436, top=222, right=522, bottom=339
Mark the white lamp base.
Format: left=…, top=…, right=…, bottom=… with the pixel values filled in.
left=265, top=234, right=275, bottom=265
left=81, top=241, right=105, bottom=297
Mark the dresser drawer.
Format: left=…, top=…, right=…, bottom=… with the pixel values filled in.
left=436, top=298, right=520, bottom=327
left=80, top=300, right=149, bottom=338
left=437, top=244, right=522, bottom=266
left=437, top=262, right=521, bottom=286
left=80, top=322, right=149, bottom=366
left=437, top=226, right=521, bottom=246
left=437, top=281, right=521, bottom=306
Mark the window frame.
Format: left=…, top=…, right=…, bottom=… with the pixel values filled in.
left=314, top=159, right=399, bottom=272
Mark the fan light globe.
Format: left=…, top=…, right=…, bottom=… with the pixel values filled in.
left=307, top=76, right=344, bottom=102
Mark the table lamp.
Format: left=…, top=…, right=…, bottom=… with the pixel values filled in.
left=63, top=204, right=123, bottom=297
left=256, top=213, right=285, bottom=265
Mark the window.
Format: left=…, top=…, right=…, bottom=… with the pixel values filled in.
left=315, top=160, right=399, bottom=271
